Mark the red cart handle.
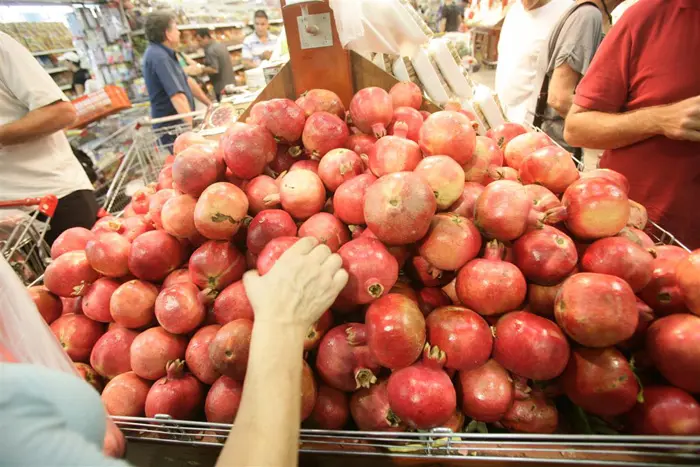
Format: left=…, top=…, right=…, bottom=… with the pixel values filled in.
left=0, top=195, right=58, bottom=217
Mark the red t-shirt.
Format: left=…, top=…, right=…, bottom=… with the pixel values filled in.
left=573, top=0, right=700, bottom=250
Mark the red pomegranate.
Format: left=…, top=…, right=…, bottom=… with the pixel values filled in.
left=268, top=144, right=301, bottom=177
left=418, top=213, right=482, bottom=272
left=555, top=273, right=638, bottom=347
left=302, top=111, right=350, bottom=158
left=426, top=306, right=492, bottom=371
left=448, top=183, right=484, bottom=220
left=289, top=159, right=320, bottom=174
left=309, top=384, right=349, bottom=430
left=562, top=178, right=630, bottom=240
left=173, top=131, right=209, bottom=155
left=627, top=200, right=648, bottom=229
left=90, top=327, right=138, bottom=379
left=387, top=106, right=423, bottom=143
left=617, top=226, right=655, bottom=249
left=162, top=269, right=191, bottom=288
left=502, top=132, right=552, bottom=170
left=387, top=344, right=457, bottom=429
left=50, top=314, right=104, bottom=362
left=364, top=172, right=437, bottom=245
left=458, top=359, right=514, bottom=422
left=296, top=89, right=346, bottom=119
left=82, top=278, right=120, bottom=323
left=157, top=164, right=174, bottom=190
left=417, top=287, right=451, bottom=316
left=61, top=296, right=83, bottom=315
left=130, top=327, right=187, bottom=380
left=130, top=186, right=155, bottom=215
left=350, top=379, right=405, bottom=431
left=626, top=386, right=700, bottom=435
left=316, top=323, right=381, bottom=391
left=160, top=193, right=198, bottom=239
left=118, top=215, right=154, bottom=242
left=463, top=136, right=504, bottom=185
left=337, top=237, right=398, bottom=304
left=208, top=319, right=253, bottom=380
left=617, top=297, right=656, bottom=351
left=194, top=182, right=249, bottom=240
left=442, top=278, right=460, bottom=305
left=155, top=283, right=206, bottom=334
left=519, top=146, right=579, bottom=193
left=455, top=240, right=527, bottom=316
left=212, top=281, right=254, bottom=324
left=581, top=237, right=654, bottom=292
left=256, top=236, right=300, bottom=275
left=414, top=156, right=465, bottom=210
left=266, top=170, right=326, bottom=220
left=349, top=87, right=393, bottom=138
left=527, top=281, right=564, bottom=318
left=74, top=362, right=103, bottom=392
left=389, top=81, right=422, bottom=110
left=639, top=257, right=688, bottom=315
left=561, top=347, right=639, bottom=417
left=110, top=279, right=158, bottom=329
left=85, top=232, right=130, bottom=278
left=493, top=311, right=570, bottom=380
left=300, top=360, right=318, bottom=421
left=485, top=166, right=520, bottom=184
left=345, top=133, right=377, bottom=160
left=317, top=148, right=364, bottom=191
left=298, top=212, right=350, bottom=253
left=513, top=226, right=578, bottom=285
left=646, top=314, right=700, bottom=393
left=333, top=173, right=377, bottom=225
left=304, top=309, right=333, bottom=351
left=365, top=293, right=426, bottom=369
left=367, top=122, right=422, bottom=176
left=101, top=371, right=151, bottom=416
left=248, top=98, right=306, bottom=143
left=220, top=122, right=277, bottom=179
left=408, top=254, right=455, bottom=288
left=676, top=249, right=700, bottom=315
left=205, top=375, right=243, bottom=423
left=188, top=240, right=245, bottom=293
left=50, top=227, right=95, bottom=259
left=28, top=286, right=62, bottom=325
left=579, top=168, right=630, bottom=194
left=172, top=144, right=225, bottom=196
left=486, top=122, right=528, bottom=149
left=185, top=325, right=221, bottom=385
left=44, top=250, right=98, bottom=297
left=145, top=359, right=204, bottom=419
left=419, top=111, right=476, bottom=165
left=246, top=209, right=297, bottom=255
left=244, top=175, right=280, bottom=214
left=502, top=391, right=558, bottom=434
left=525, top=184, right=561, bottom=213
left=128, top=230, right=183, bottom=281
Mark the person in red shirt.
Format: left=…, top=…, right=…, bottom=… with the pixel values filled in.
left=564, top=0, right=700, bottom=249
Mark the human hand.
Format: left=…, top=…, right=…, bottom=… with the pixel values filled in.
left=261, top=50, right=272, bottom=60
left=184, top=64, right=203, bottom=76
left=658, top=96, right=700, bottom=142
left=243, top=237, right=348, bottom=328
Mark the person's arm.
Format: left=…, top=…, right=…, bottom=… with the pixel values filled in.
left=187, top=77, right=212, bottom=106
left=217, top=237, right=348, bottom=467
left=241, top=38, right=257, bottom=69
left=547, top=62, right=581, bottom=118
left=0, top=101, right=76, bottom=146
left=170, top=93, right=193, bottom=125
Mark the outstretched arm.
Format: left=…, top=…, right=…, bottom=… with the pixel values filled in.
left=0, top=101, right=76, bottom=146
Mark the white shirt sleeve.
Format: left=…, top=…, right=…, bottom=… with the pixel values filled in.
left=0, top=33, right=68, bottom=111
left=241, top=35, right=254, bottom=60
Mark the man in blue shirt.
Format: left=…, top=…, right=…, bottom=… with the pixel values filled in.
left=142, top=11, right=195, bottom=147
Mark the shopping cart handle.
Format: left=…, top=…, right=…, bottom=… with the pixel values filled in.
left=0, top=195, right=58, bottom=217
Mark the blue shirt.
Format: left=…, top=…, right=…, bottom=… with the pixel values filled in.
left=142, top=42, right=194, bottom=123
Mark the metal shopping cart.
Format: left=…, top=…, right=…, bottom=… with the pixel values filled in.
left=0, top=195, right=57, bottom=285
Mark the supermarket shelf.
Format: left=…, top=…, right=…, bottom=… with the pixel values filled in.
left=131, top=29, right=145, bottom=36
left=59, top=84, right=72, bottom=91
left=186, top=44, right=243, bottom=60
left=178, top=22, right=245, bottom=30
left=32, top=47, right=76, bottom=57
left=46, top=66, right=68, bottom=74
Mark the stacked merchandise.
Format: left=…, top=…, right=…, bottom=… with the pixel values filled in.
left=29, top=85, right=700, bottom=448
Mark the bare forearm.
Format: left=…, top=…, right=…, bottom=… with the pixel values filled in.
left=170, top=93, right=193, bottom=125
left=564, top=106, right=662, bottom=150
left=550, top=94, right=573, bottom=118
left=187, top=78, right=211, bottom=106
left=202, top=66, right=218, bottom=75
left=0, top=102, right=76, bottom=146
left=219, top=323, right=305, bottom=467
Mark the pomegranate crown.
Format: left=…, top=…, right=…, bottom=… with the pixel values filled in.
left=421, top=343, right=447, bottom=369
left=483, top=240, right=506, bottom=261
left=165, top=359, right=186, bottom=380
left=392, top=121, right=409, bottom=139
left=345, top=324, right=367, bottom=346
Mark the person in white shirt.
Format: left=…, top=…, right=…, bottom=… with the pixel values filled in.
left=242, top=10, right=279, bottom=69
left=0, top=32, right=97, bottom=244
left=495, top=0, right=573, bottom=125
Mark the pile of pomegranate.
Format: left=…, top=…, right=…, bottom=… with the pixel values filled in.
left=32, top=84, right=700, bottom=438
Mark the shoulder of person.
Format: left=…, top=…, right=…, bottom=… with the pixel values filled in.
left=562, top=3, right=603, bottom=30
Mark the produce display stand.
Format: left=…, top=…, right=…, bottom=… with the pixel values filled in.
left=113, top=2, right=699, bottom=466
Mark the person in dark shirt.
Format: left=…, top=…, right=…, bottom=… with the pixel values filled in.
left=440, top=0, right=464, bottom=33
left=194, top=29, right=236, bottom=101
left=59, top=51, right=91, bottom=96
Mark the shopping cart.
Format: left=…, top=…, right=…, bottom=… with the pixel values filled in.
left=0, top=195, right=57, bottom=285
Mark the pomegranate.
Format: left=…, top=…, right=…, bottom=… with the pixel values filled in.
left=305, top=310, right=333, bottom=351
left=618, top=298, right=656, bottom=350
left=75, top=362, right=103, bottom=392
left=28, top=286, right=62, bottom=324
left=50, top=314, right=104, bottom=362
left=417, top=287, right=451, bottom=316
left=333, top=173, right=377, bottom=225
left=209, top=319, right=253, bottom=380
left=316, top=323, right=381, bottom=391
left=562, top=178, right=630, bottom=239
left=160, top=194, right=197, bottom=239
left=220, top=122, right=277, bottom=179
left=448, top=182, right=484, bottom=220
left=426, top=306, right=492, bottom=370
left=349, top=87, right=393, bottom=138
left=408, top=254, right=455, bottom=288
left=389, top=81, right=422, bottom=109
left=486, top=122, right=528, bottom=149
left=456, top=240, right=527, bottom=316
left=173, top=131, right=209, bottom=155
left=162, top=269, right=191, bottom=288
left=145, top=359, right=204, bottom=419
left=367, top=123, right=421, bottom=176
left=188, top=240, right=245, bottom=293
left=301, top=360, right=318, bottom=421
left=130, top=186, right=155, bottom=215
left=387, top=106, right=423, bottom=143
left=579, top=168, right=630, bottom=194
left=194, top=182, right=249, bottom=240
left=248, top=98, right=306, bottom=143
left=157, top=164, right=174, bottom=190
left=110, top=280, right=158, bottom=329
left=458, top=359, right=514, bottom=422
left=640, top=258, right=688, bottom=315
left=654, top=244, right=689, bottom=262
left=302, top=111, right=350, bottom=158
left=627, top=200, right=648, bottom=229
left=44, top=250, right=99, bottom=297
left=387, top=344, right=457, bottom=429
left=101, top=372, right=151, bottom=416
left=186, top=325, right=221, bottom=385
left=256, top=236, right=300, bottom=275
left=626, top=386, right=700, bottom=435
left=337, top=237, right=399, bottom=304
left=555, top=273, right=638, bottom=347
left=581, top=237, right=654, bottom=292
left=442, top=278, right=460, bottom=305
left=525, top=184, right=561, bottom=213
left=92, top=216, right=123, bottom=236
left=155, top=283, right=206, bottom=334
left=366, top=293, right=426, bottom=369
left=646, top=314, right=700, bottom=393
left=205, top=375, right=243, bottom=423
left=172, top=145, right=225, bottom=196
left=519, top=146, right=579, bottom=193
left=50, top=227, right=95, bottom=259
left=122, top=202, right=137, bottom=217
left=346, top=133, right=377, bottom=160
left=309, top=384, right=349, bottom=430
left=493, top=311, right=570, bottom=380
left=364, top=172, right=437, bottom=245
left=317, top=148, right=363, bottom=192
left=502, top=132, right=552, bottom=170
left=676, top=249, right=700, bottom=315
left=289, top=159, right=320, bottom=174
left=130, top=327, right=187, bottom=380
left=502, top=391, right=558, bottom=434
left=419, top=111, right=476, bottom=165
left=119, top=215, right=154, bottom=242
left=82, top=278, right=120, bottom=323
left=618, top=226, right=655, bottom=249
left=485, top=165, right=520, bottom=184
left=463, top=138, right=504, bottom=185
left=84, top=232, right=130, bottom=278
left=268, top=144, right=300, bottom=177
left=298, top=213, right=350, bottom=253
left=418, top=214, right=482, bottom=271
left=244, top=175, right=280, bottom=214
left=414, top=156, right=465, bottom=210
left=128, top=230, right=183, bottom=281
left=296, top=89, right=346, bottom=119
left=246, top=209, right=297, bottom=255
left=350, top=379, right=405, bottom=431
left=527, top=281, right=564, bottom=317
left=513, top=226, right=578, bottom=285
left=61, top=296, right=82, bottom=315
left=90, top=327, right=138, bottom=379
left=213, top=281, right=254, bottom=324
left=265, top=170, right=326, bottom=220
